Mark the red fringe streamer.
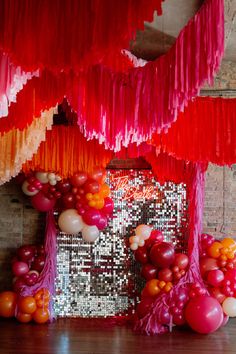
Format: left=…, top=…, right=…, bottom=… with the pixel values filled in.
left=152, top=97, right=236, bottom=165
left=0, top=0, right=163, bottom=72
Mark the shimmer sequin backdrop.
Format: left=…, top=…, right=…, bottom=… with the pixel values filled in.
left=54, top=169, right=188, bottom=318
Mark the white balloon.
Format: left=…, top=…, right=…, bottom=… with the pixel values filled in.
left=129, top=235, right=140, bottom=244
left=130, top=242, right=138, bottom=251
left=48, top=172, right=56, bottom=180
left=58, top=209, right=84, bottom=234
left=82, top=225, right=99, bottom=243
left=222, top=297, right=236, bottom=317
left=49, top=180, right=57, bottom=186
left=135, top=224, right=152, bottom=240
left=35, top=171, right=49, bottom=184
left=56, top=175, right=62, bottom=181
left=22, top=180, right=38, bottom=196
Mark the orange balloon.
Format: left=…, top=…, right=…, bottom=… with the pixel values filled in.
left=33, top=308, right=50, bottom=324
left=158, top=280, right=166, bottom=289
left=145, top=279, right=161, bottom=297
left=221, top=238, right=236, bottom=250
left=164, top=282, right=173, bottom=293
left=18, top=296, right=37, bottom=314
left=0, top=291, right=17, bottom=318
left=16, top=312, right=32, bottom=323
left=207, top=241, right=223, bottom=258
left=34, top=288, right=50, bottom=301
left=85, top=193, right=93, bottom=201
left=100, top=184, right=110, bottom=198
left=95, top=199, right=105, bottom=210
left=88, top=200, right=96, bottom=207
left=36, top=299, right=49, bottom=308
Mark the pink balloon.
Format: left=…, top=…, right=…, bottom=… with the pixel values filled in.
left=150, top=242, right=175, bottom=268
left=185, top=296, right=223, bottom=334
left=207, top=269, right=224, bottom=287
left=12, top=261, right=29, bottom=277
left=82, top=208, right=101, bottom=226
left=102, top=197, right=114, bottom=215
left=31, top=191, right=56, bottom=212
left=96, top=214, right=108, bottom=230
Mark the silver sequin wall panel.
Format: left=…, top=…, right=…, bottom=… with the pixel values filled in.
left=54, top=169, right=187, bottom=318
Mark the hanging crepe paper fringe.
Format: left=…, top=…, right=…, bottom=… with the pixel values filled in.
left=0, top=0, right=163, bottom=72
left=0, top=107, right=54, bottom=184
left=21, top=210, right=57, bottom=321
left=75, top=0, right=224, bottom=151
left=22, top=126, right=114, bottom=178
left=151, top=97, right=236, bottom=166
left=135, top=162, right=207, bottom=335
left=0, top=51, right=39, bottom=118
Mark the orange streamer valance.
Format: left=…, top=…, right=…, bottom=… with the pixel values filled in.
left=22, top=126, right=113, bottom=177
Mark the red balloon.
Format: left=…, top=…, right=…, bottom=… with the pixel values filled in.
left=57, top=180, right=71, bottom=194
left=84, top=179, right=100, bottom=194
left=13, top=277, right=26, bottom=293
left=12, top=261, right=29, bottom=277
left=31, top=255, right=45, bottom=272
left=70, top=172, right=88, bottom=187
left=23, top=272, right=38, bottom=286
left=136, top=297, right=153, bottom=319
left=207, top=269, right=224, bottom=287
left=185, top=296, right=223, bottom=334
left=102, top=197, right=114, bottom=215
left=150, top=242, right=175, bottom=268
left=141, top=263, right=158, bottom=280
left=158, top=308, right=171, bottom=325
left=135, top=247, right=149, bottom=264
left=31, top=191, right=56, bottom=212
left=158, top=268, right=173, bottom=282
left=173, top=253, right=189, bottom=270
left=62, top=192, right=76, bottom=209
left=17, top=245, right=35, bottom=262
left=36, top=245, right=45, bottom=256
left=89, top=168, right=105, bottom=182
left=145, top=230, right=164, bottom=250
left=200, top=257, right=219, bottom=277
left=82, top=208, right=101, bottom=226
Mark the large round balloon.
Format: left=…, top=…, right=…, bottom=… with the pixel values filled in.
left=22, top=181, right=38, bottom=196
left=0, top=291, right=17, bottom=317
left=70, top=172, right=87, bottom=187
left=58, top=209, right=84, bottom=234
left=33, top=308, right=50, bottom=324
left=12, top=261, right=29, bottom=277
left=101, top=197, right=114, bottom=215
left=35, top=172, right=49, bottom=184
left=18, top=296, right=37, bottom=314
left=185, top=296, right=223, bottom=334
left=82, top=208, right=101, bottom=226
left=31, top=191, right=56, bottom=212
left=150, top=242, right=175, bottom=268
left=82, top=225, right=99, bottom=242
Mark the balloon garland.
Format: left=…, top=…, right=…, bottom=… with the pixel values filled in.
left=132, top=227, right=236, bottom=333
left=20, top=168, right=114, bottom=242
left=0, top=244, right=50, bottom=324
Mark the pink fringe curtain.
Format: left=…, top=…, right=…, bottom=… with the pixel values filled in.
left=74, top=0, right=224, bottom=151
left=135, top=162, right=207, bottom=334
left=21, top=211, right=57, bottom=321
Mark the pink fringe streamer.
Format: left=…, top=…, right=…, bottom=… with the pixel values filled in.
left=134, top=163, right=207, bottom=335
left=21, top=210, right=57, bottom=321
left=75, top=0, right=224, bottom=151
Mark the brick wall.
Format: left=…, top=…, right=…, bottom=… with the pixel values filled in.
left=0, top=162, right=235, bottom=291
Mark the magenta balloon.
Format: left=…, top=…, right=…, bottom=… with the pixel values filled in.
left=207, top=269, right=224, bottom=287
left=31, top=191, right=56, bottom=212
left=145, top=230, right=164, bottom=250
left=13, top=277, right=26, bottom=293
left=102, top=197, right=114, bottom=215
left=57, top=180, right=71, bottom=194
left=185, top=296, right=223, bottom=334
left=96, top=214, right=108, bottom=230
left=158, top=308, right=171, bottom=325
left=150, top=242, right=175, bottom=268
left=12, top=261, right=29, bottom=277
left=173, top=288, right=189, bottom=303
left=82, top=208, right=101, bottom=226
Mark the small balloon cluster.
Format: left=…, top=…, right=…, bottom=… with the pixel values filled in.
left=12, top=244, right=46, bottom=293
left=0, top=244, right=50, bottom=324
left=19, top=168, right=114, bottom=242
left=200, top=234, right=236, bottom=317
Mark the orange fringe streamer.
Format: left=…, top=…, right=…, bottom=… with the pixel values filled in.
left=22, top=126, right=114, bottom=177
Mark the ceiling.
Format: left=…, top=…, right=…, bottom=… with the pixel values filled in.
left=131, top=0, right=236, bottom=63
